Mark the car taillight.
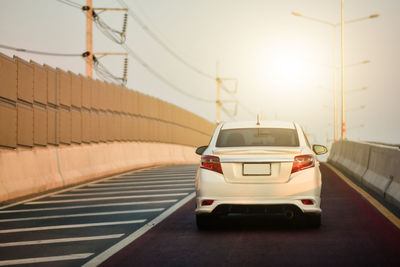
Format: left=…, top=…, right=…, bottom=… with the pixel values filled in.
left=291, top=155, right=315, bottom=174
left=201, top=155, right=223, bottom=174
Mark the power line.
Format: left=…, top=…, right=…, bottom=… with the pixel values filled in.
left=0, top=44, right=82, bottom=57
left=117, top=0, right=215, bottom=80
left=121, top=43, right=214, bottom=104
left=56, top=0, right=82, bottom=9
left=93, top=10, right=126, bottom=45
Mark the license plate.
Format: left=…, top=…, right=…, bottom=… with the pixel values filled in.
left=243, top=163, right=271, bottom=176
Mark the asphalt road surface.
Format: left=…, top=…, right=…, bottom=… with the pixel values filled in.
left=102, top=164, right=400, bottom=267
left=1, top=164, right=400, bottom=266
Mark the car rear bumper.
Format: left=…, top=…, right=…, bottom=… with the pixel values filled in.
left=195, top=168, right=322, bottom=215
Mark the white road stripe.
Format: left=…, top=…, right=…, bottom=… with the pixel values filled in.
left=54, top=187, right=194, bottom=197
left=89, top=179, right=193, bottom=186
left=0, top=220, right=146, bottom=234
left=0, top=200, right=177, bottom=214
left=0, top=234, right=124, bottom=247
left=111, top=176, right=194, bottom=181
left=0, top=253, right=93, bottom=266
left=73, top=183, right=193, bottom=192
left=120, top=173, right=195, bottom=178
left=25, top=193, right=188, bottom=205
left=83, top=192, right=196, bottom=266
left=0, top=208, right=164, bottom=223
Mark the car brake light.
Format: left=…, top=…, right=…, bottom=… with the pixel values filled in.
left=291, top=155, right=314, bottom=174
left=201, top=155, right=223, bottom=174
left=301, top=199, right=314, bottom=205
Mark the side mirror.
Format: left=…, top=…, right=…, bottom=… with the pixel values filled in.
left=313, top=144, right=328, bottom=155
left=195, top=146, right=208, bottom=155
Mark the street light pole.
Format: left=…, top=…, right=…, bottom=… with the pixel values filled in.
left=341, top=0, right=346, bottom=139
left=291, top=10, right=379, bottom=142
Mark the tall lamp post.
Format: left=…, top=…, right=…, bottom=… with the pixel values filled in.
left=292, top=10, right=379, bottom=140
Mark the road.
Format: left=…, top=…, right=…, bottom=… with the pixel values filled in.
left=103, top=164, right=400, bottom=267
left=1, top=164, right=400, bottom=266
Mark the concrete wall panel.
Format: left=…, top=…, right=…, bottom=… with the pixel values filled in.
left=81, top=110, right=91, bottom=143
left=90, top=111, right=99, bottom=142
left=71, top=110, right=82, bottom=144
left=0, top=53, right=17, bottom=101
left=33, top=106, right=47, bottom=146
left=58, top=69, right=71, bottom=107
left=70, top=72, right=81, bottom=108
left=91, top=80, right=100, bottom=110
left=97, top=80, right=106, bottom=111
left=15, top=57, right=33, bottom=103
left=45, top=65, right=58, bottom=105
left=47, top=108, right=58, bottom=145
left=32, top=61, right=47, bottom=104
left=17, top=104, right=33, bottom=146
left=81, top=76, right=91, bottom=108
left=0, top=103, right=17, bottom=148
left=59, top=109, right=71, bottom=144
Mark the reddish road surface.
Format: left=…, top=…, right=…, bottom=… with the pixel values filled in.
left=103, top=164, right=400, bottom=266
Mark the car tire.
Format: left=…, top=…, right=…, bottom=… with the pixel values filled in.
left=305, top=214, right=321, bottom=228
left=196, top=214, right=215, bottom=230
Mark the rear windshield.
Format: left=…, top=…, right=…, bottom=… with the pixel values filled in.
left=216, top=128, right=299, bottom=147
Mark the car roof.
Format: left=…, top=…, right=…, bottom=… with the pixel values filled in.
left=220, top=120, right=296, bottom=130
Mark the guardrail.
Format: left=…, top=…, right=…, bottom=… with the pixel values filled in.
left=328, top=140, right=400, bottom=210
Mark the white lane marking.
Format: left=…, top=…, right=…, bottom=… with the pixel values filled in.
left=0, top=200, right=177, bottom=214
left=0, top=220, right=146, bottom=234
left=89, top=179, right=193, bottom=186
left=25, top=193, right=188, bottom=205
left=83, top=192, right=195, bottom=267
left=119, top=173, right=195, bottom=179
left=111, top=176, right=194, bottom=182
left=0, top=208, right=164, bottom=223
left=0, top=167, right=149, bottom=210
left=0, top=253, right=93, bottom=266
left=73, top=183, right=194, bottom=192
left=0, top=234, right=124, bottom=247
left=53, top=187, right=194, bottom=197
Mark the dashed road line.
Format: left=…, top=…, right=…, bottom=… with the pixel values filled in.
left=25, top=193, right=188, bottom=205
left=0, top=234, right=124, bottom=247
left=0, top=253, right=94, bottom=266
left=0, top=219, right=146, bottom=234
left=0, top=200, right=177, bottom=213
left=72, top=183, right=193, bottom=192
left=0, top=208, right=164, bottom=222
left=82, top=192, right=196, bottom=267
left=89, top=180, right=194, bottom=186
left=53, top=187, right=194, bottom=197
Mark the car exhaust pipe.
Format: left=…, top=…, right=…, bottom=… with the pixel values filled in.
left=284, top=208, right=295, bottom=219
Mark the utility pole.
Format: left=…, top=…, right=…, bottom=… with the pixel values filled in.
left=86, top=0, right=93, bottom=78
left=341, top=0, right=346, bottom=139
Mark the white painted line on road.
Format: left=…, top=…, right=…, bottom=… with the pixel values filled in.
left=0, top=253, right=93, bottom=266
left=0, top=234, right=124, bottom=247
left=83, top=192, right=195, bottom=267
left=0, top=219, right=146, bottom=234
left=0, top=200, right=177, bottom=214
left=0, top=208, right=164, bottom=222
left=0, top=167, right=147, bottom=210
left=89, top=179, right=194, bottom=186
left=111, top=176, right=194, bottom=182
left=73, top=183, right=193, bottom=192
left=120, top=173, right=195, bottom=178
left=54, top=187, right=194, bottom=197
left=25, top=193, right=188, bottom=205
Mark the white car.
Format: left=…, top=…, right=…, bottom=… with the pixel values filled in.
left=195, top=120, right=327, bottom=229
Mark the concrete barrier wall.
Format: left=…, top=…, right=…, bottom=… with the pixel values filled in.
left=0, top=142, right=199, bottom=203
left=328, top=140, right=400, bottom=210
left=0, top=53, right=214, bottom=203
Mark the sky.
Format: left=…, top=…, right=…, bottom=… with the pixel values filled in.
left=1, top=0, right=399, bottom=148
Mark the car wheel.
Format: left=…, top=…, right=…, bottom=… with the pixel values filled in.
left=305, top=214, right=321, bottom=228
left=196, top=214, right=215, bottom=230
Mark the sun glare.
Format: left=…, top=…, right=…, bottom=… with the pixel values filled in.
left=259, top=45, right=317, bottom=89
